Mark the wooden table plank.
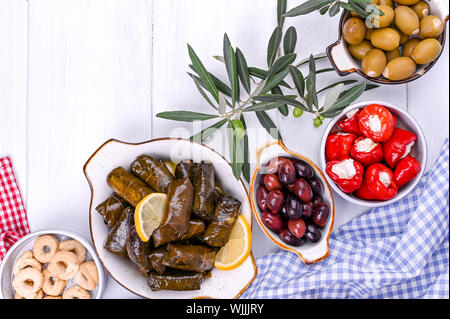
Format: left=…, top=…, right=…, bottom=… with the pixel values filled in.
left=0, top=0, right=28, bottom=201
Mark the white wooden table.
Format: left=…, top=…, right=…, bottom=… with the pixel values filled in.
left=1, top=0, right=448, bottom=299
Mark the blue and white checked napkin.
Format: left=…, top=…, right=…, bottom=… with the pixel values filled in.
left=242, top=138, right=449, bottom=299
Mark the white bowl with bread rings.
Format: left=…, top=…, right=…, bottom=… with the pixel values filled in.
left=0, top=229, right=105, bottom=299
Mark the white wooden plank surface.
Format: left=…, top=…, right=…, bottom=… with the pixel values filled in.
left=0, top=0, right=28, bottom=200
left=0, top=0, right=448, bottom=299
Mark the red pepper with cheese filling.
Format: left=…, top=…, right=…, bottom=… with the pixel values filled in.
left=382, top=128, right=418, bottom=169
left=358, top=104, right=396, bottom=142
left=394, top=156, right=421, bottom=188
left=326, top=158, right=364, bottom=193
left=356, top=163, right=398, bottom=201
left=350, top=136, right=383, bottom=167
left=325, top=132, right=357, bottom=161
left=338, top=109, right=362, bottom=136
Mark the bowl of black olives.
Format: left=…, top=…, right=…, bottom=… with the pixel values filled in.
left=250, top=140, right=335, bottom=264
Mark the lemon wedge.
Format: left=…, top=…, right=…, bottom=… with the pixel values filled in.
left=134, top=193, right=167, bottom=242
left=214, top=215, right=251, bottom=271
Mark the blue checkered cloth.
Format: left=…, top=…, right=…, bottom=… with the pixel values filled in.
left=242, top=138, right=449, bottom=299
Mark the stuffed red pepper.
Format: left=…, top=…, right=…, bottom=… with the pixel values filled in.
left=325, top=132, right=357, bottom=161
left=350, top=136, right=384, bottom=167
left=338, top=108, right=362, bottom=136
left=358, top=104, right=396, bottom=142
left=394, top=156, right=421, bottom=188
left=356, top=163, right=398, bottom=201
left=326, top=158, right=364, bottom=193
left=383, top=128, right=418, bottom=168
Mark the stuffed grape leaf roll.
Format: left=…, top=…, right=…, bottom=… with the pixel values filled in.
left=104, top=207, right=132, bottom=257
left=147, top=270, right=203, bottom=291
left=148, top=246, right=167, bottom=274
left=126, top=212, right=151, bottom=276
left=192, top=162, right=215, bottom=221
left=174, top=160, right=197, bottom=181
left=130, top=155, right=174, bottom=193
left=95, top=194, right=128, bottom=228
left=106, top=167, right=153, bottom=207
left=152, top=178, right=193, bottom=247
left=162, top=244, right=216, bottom=273
left=203, top=196, right=242, bottom=247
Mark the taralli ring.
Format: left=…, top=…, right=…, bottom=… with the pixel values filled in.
left=76, top=261, right=99, bottom=290
left=43, top=296, right=62, bottom=299
left=62, top=286, right=91, bottom=299
left=47, top=250, right=79, bottom=280
left=12, top=268, right=43, bottom=299
left=42, top=269, right=66, bottom=296
left=13, top=251, right=41, bottom=275
left=59, top=239, right=87, bottom=264
left=33, top=235, right=59, bottom=263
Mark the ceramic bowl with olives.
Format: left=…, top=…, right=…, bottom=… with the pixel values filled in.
left=250, top=141, right=335, bottom=264
left=327, top=0, right=449, bottom=84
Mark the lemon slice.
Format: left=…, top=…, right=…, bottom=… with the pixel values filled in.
left=134, top=193, right=167, bottom=242
left=214, top=215, right=252, bottom=271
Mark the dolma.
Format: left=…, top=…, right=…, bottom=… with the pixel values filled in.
left=95, top=194, right=128, bottom=228
left=148, top=246, right=167, bottom=274
left=147, top=270, right=203, bottom=291
left=162, top=244, right=216, bottom=273
left=203, top=196, right=242, bottom=247
left=107, top=167, right=153, bottom=207
left=104, top=207, right=132, bottom=257
left=130, top=155, right=174, bottom=193
left=178, top=219, right=206, bottom=242
left=152, top=178, right=193, bottom=247
left=192, top=162, right=215, bottom=221
left=174, top=160, right=197, bottom=181
left=126, top=212, right=151, bottom=276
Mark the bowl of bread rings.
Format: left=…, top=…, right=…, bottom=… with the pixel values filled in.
left=0, top=230, right=105, bottom=299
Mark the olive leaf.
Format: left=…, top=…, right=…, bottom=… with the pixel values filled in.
left=285, top=0, right=335, bottom=17
left=255, top=111, right=282, bottom=140
left=267, top=26, right=283, bottom=68
left=236, top=48, right=251, bottom=94
left=223, top=34, right=239, bottom=107
left=156, top=111, right=219, bottom=122
left=283, top=26, right=297, bottom=55
left=190, top=118, right=228, bottom=142
left=240, top=114, right=251, bottom=183
left=188, top=44, right=219, bottom=103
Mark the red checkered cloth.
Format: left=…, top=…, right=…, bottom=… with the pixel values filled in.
left=0, top=156, right=30, bottom=261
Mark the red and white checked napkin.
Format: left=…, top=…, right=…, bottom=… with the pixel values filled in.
left=0, top=156, right=30, bottom=261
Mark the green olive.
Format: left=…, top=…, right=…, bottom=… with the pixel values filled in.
left=369, top=5, right=395, bottom=28
left=362, top=48, right=387, bottom=77
left=349, top=40, right=374, bottom=61
left=385, top=47, right=401, bottom=61
left=411, top=38, right=442, bottom=64
left=365, top=28, right=374, bottom=40
left=392, top=26, right=410, bottom=45
left=343, top=17, right=366, bottom=45
left=394, top=6, right=420, bottom=36
left=411, top=1, right=429, bottom=20
left=378, top=0, right=394, bottom=8
left=419, top=15, right=444, bottom=39
left=393, top=0, right=420, bottom=5
left=382, top=57, right=417, bottom=80
left=371, top=27, right=400, bottom=51
left=402, top=38, right=421, bottom=57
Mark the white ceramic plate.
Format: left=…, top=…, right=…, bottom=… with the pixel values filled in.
left=83, top=138, right=257, bottom=299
